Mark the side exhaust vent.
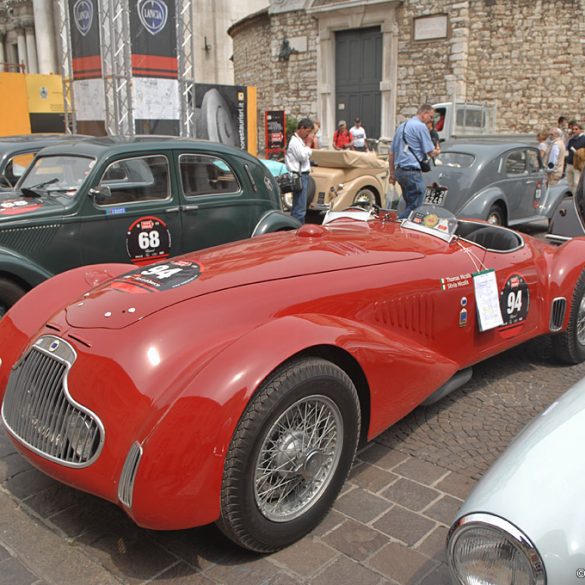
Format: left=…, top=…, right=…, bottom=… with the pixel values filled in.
left=550, top=297, right=567, bottom=332
left=118, top=442, right=143, bottom=508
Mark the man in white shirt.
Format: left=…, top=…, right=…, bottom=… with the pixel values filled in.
left=349, top=118, right=369, bottom=152
left=545, top=127, right=566, bottom=186
left=285, top=118, right=314, bottom=223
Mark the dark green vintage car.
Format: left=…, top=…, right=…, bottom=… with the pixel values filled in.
left=0, top=136, right=299, bottom=314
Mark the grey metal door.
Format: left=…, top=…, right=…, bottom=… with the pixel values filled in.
left=335, top=27, right=382, bottom=140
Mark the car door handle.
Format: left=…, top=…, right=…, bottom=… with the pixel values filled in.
left=165, top=206, right=180, bottom=213
left=181, top=204, right=199, bottom=212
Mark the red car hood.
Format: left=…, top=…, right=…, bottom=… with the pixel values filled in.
left=65, top=221, right=426, bottom=330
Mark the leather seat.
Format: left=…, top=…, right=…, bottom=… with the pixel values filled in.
left=465, top=226, right=521, bottom=251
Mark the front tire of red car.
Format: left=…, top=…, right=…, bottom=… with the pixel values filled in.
left=552, top=270, right=585, bottom=364
left=217, top=357, right=360, bottom=553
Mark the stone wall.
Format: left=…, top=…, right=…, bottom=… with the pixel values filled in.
left=396, top=0, right=585, bottom=132
left=231, top=0, right=585, bottom=147
left=231, top=9, right=319, bottom=152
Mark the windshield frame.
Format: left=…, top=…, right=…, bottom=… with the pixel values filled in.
left=16, top=154, right=97, bottom=202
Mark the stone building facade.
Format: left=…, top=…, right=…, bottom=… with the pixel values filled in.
left=230, top=0, right=585, bottom=151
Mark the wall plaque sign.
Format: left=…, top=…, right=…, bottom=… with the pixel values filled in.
left=414, top=14, right=448, bottom=41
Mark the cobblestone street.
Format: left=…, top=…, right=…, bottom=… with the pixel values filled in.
left=1, top=331, right=583, bottom=585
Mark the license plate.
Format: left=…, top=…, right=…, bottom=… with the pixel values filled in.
left=424, top=185, right=447, bottom=206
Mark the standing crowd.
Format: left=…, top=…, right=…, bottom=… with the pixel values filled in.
left=542, top=117, right=585, bottom=192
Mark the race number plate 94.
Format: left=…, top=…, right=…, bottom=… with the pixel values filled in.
left=499, top=274, right=529, bottom=325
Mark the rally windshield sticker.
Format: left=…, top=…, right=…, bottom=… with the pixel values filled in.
left=499, top=274, right=529, bottom=325
left=126, top=216, right=171, bottom=265
left=110, top=259, right=202, bottom=294
left=0, top=198, right=44, bottom=215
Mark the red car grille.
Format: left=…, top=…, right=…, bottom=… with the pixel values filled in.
left=1, top=336, right=104, bottom=467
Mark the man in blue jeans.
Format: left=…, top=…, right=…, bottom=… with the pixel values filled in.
left=285, top=118, right=314, bottom=223
left=389, top=104, right=440, bottom=219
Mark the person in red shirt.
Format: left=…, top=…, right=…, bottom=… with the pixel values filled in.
left=332, top=120, right=353, bottom=150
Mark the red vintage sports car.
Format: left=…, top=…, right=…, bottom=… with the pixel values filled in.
left=0, top=206, right=584, bottom=553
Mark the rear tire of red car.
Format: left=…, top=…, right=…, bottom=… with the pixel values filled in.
left=217, top=357, right=360, bottom=553
left=0, top=278, right=26, bottom=318
left=552, top=270, right=585, bottom=364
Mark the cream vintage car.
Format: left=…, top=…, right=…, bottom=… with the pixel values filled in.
left=307, top=149, right=390, bottom=212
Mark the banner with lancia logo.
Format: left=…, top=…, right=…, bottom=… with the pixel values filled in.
left=68, top=0, right=105, bottom=132
left=130, top=0, right=180, bottom=134
left=130, top=0, right=177, bottom=79
left=69, top=0, right=101, bottom=80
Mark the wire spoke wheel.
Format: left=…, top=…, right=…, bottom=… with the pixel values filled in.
left=217, top=358, right=360, bottom=552
left=254, top=395, right=342, bottom=522
left=353, top=188, right=376, bottom=210
left=577, top=295, right=585, bottom=346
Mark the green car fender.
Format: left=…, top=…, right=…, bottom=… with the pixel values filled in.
left=0, top=245, right=53, bottom=289
left=0, top=246, right=54, bottom=315
left=251, top=210, right=300, bottom=237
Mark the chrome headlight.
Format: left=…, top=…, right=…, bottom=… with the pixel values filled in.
left=448, top=513, right=546, bottom=585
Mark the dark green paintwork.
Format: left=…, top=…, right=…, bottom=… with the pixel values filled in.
left=0, top=136, right=298, bottom=310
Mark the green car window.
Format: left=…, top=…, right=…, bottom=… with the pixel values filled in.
left=179, top=154, right=241, bottom=197
left=97, top=155, right=170, bottom=205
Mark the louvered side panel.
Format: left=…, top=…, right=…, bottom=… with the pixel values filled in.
left=0, top=225, right=61, bottom=254
left=374, top=293, right=435, bottom=340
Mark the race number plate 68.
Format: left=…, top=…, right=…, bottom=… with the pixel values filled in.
left=127, top=216, right=171, bottom=264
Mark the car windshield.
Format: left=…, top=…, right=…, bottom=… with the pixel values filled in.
left=434, top=152, right=475, bottom=168
left=18, top=155, right=95, bottom=199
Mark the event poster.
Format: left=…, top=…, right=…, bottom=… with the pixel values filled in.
left=265, top=110, right=286, bottom=157
left=195, top=84, right=249, bottom=150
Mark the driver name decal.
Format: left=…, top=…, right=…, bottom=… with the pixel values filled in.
left=499, top=274, right=529, bottom=325
left=440, top=273, right=472, bottom=291
left=126, top=216, right=171, bottom=265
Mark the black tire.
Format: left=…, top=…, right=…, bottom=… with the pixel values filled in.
left=487, top=204, right=505, bottom=226
left=0, top=278, right=26, bottom=318
left=552, top=270, right=585, bottom=364
left=217, top=358, right=360, bottom=553
left=352, top=187, right=378, bottom=210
